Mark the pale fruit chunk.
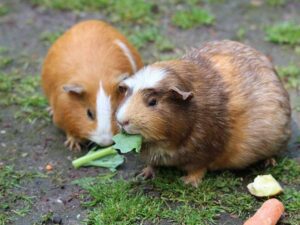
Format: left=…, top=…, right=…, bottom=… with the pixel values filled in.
left=247, top=175, right=283, bottom=197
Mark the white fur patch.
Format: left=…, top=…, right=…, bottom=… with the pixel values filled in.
left=124, top=66, right=167, bottom=93
left=116, top=66, right=166, bottom=124
left=116, top=96, right=131, bottom=125
left=114, top=39, right=137, bottom=73
left=89, top=82, right=113, bottom=146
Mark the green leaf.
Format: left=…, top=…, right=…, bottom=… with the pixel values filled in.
left=85, top=154, right=124, bottom=171
left=72, top=133, right=142, bottom=170
left=72, top=146, right=118, bottom=169
left=112, top=133, right=142, bottom=153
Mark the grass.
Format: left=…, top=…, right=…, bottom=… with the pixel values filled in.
left=0, top=57, right=13, bottom=69
left=127, top=26, right=174, bottom=52
left=109, top=0, right=155, bottom=24
left=0, top=73, right=49, bottom=122
left=277, top=64, right=300, bottom=89
left=30, top=0, right=110, bottom=11
left=0, top=166, right=38, bottom=224
left=32, top=212, right=55, bottom=225
left=128, top=27, right=157, bottom=48
left=85, top=180, right=164, bottom=224
left=280, top=188, right=300, bottom=223
left=31, top=0, right=156, bottom=24
left=203, top=0, right=224, bottom=3
left=0, top=4, right=9, bottom=16
left=121, top=25, right=176, bottom=63
left=40, top=31, right=63, bottom=45
left=73, top=157, right=300, bottom=225
left=266, top=0, right=286, bottom=7
left=235, top=27, right=246, bottom=41
left=265, top=22, right=300, bottom=46
left=0, top=46, right=8, bottom=54
left=172, top=8, right=215, bottom=29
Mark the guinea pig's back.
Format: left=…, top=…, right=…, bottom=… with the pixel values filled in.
left=185, top=40, right=291, bottom=169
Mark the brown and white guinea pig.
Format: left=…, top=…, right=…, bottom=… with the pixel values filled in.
left=116, top=40, right=291, bottom=187
left=42, top=20, right=143, bottom=151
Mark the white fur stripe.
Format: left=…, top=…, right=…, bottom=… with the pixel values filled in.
left=114, top=39, right=137, bottom=73
left=89, top=82, right=113, bottom=146
left=125, top=66, right=167, bottom=93
left=116, top=96, right=131, bottom=124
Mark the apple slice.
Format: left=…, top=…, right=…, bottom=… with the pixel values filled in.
left=247, top=175, right=283, bottom=197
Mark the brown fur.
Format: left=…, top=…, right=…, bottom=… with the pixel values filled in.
left=119, top=40, right=291, bottom=186
left=42, top=20, right=143, bottom=150
left=139, top=60, right=231, bottom=172
left=190, top=41, right=291, bottom=170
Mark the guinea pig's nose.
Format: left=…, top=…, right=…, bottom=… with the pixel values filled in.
left=118, top=119, right=129, bottom=127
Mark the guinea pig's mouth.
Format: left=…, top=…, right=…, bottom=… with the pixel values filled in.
left=121, top=124, right=140, bottom=136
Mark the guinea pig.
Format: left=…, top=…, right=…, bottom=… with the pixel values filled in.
left=42, top=20, right=143, bottom=151
left=116, top=40, right=291, bottom=187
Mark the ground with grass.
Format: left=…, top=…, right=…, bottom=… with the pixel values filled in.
left=0, top=0, right=300, bottom=224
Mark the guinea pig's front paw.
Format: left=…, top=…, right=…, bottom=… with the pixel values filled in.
left=46, top=106, right=53, bottom=117
left=137, top=166, right=155, bottom=180
left=264, top=157, right=277, bottom=167
left=181, top=168, right=207, bottom=188
left=64, top=135, right=81, bottom=152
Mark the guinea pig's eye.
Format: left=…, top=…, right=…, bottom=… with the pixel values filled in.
left=87, top=109, right=95, bottom=120
left=118, top=84, right=128, bottom=94
left=147, top=98, right=157, bottom=107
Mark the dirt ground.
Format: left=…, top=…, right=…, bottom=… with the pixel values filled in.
left=0, top=0, right=300, bottom=224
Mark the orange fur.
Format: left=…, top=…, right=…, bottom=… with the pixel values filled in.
left=42, top=20, right=143, bottom=150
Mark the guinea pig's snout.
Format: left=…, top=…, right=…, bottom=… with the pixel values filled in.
left=89, top=132, right=114, bottom=147
left=117, top=119, right=129, bottom=129
left=97, top=135, right=114, bottom=147
left=116, top=108, right=132, bottom=133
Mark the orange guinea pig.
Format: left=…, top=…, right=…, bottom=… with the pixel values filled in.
left=116, top=40, right=291, bottom=187
left=42, top=20, right=143, bottom=151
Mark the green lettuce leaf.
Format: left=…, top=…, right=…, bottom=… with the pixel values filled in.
left=72, top=133, right=142, bottom=170
left=85, top=154, right=125, bottom=172
left=112, top=133, right=142, bottom=153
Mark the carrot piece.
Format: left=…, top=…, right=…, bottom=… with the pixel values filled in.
left=244, top=198, right=284, bottom=225
left=45, top=164, right=53, bottom=171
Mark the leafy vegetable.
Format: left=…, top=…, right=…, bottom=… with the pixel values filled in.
left=72, top=133, right=142, bottom=170
left=112, top=133, right=142, bottom=153
left=84, top=150, right=125, bottom=172
left=72, top=146, right=117, bottom=169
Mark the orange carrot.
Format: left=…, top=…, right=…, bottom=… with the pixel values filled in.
left=244, top=198, right=284, bottom=225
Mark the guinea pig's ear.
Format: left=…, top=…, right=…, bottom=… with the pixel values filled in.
left=63, top=83, right=85, bottom=95
left=169, top=86, right=193, bottom=101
